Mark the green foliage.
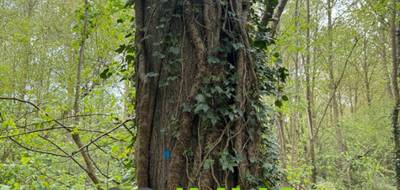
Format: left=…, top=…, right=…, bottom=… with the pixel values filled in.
left=0, top=0, right=134, bottom=189
left=277, top=0, right=396, bottom=189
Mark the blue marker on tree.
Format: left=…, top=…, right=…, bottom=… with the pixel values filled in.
left=163, top=149, right=171, bottom=160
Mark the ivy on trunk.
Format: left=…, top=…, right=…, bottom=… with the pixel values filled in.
left=133, top=0, right=286, bottom=189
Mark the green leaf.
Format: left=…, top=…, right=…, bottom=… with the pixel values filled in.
left=125, top=0, right=134, bottom=7
left=275, top=100, right=283, bottom=108
left=253, top=39, right=267, bottom=49
left=232, top=42, right=244, bottom=50
left=20, top=156, right=30, bottom=165
left=100, top=68, right=113, bottom=79
left=146, top=72, right=159, bottom=78
left=207, top=56, right=220, bottom=64
left=168, top=47, right=180, bottom=55
left=0, top=185, right=11, bottom=190
left=194, top=103, right=209, bottom=114
left=195, top=94, right=206, bottom=102
left=116, top=45, right=126, bottom=53
left=116, top=18, right=124, bottom=23
left=203, top=159, right=214, bottom=169
left=282, top=95, right=289, bottom=101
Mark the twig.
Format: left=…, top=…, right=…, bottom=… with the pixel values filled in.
left=38, top=135, right=92, bottom=175
left=314, top=38, right=360, bottom=138
left=71, top=118, right=134, bottom=155
left=8, top=137, right=68, bottom=158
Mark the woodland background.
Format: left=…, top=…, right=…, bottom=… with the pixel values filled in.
left=0, top=0, right=398, bottom=189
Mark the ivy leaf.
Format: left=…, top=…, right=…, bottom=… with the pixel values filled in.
left=275, top=100, right=283, bottom=108
left=208, top=114, right=219, bottom=126
left=282, top=95, right=289, bottom=101
left=219, top=151, right=238, bottom=173
left=253, top=39, right=267, bottom=49
left=207, top=56, right=220, bottom=64
left=168, top=47, right=180, bottom=55
left=195, top=94, right=206, bottom=102
left=194, top=103, right=209, bottom=114
left=146, top=72, right=159, bottom=78
left=153, top=51, right=166, bottom=59
left=182, top=104, right=192, bottom=113
left=232, top=42, right=244, bottom=50
left=203, top=159, right=214, bottom=169
left=278, top=67, right=289, bottom=82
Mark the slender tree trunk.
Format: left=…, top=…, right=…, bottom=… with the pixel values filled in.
left=327, top=0, right=346, bottom=159
left=277, top=111, right=287, bottom=168
left=390, top=0, right=400, bottom=188
left=70, top=0, right=101, bottom=187
left=134, top=1, right=285, bottom=189
left=290, top=0, right=301, bottom=170
left=305, top=0, right=317, bottom=184
left=327, top=1, right=348, bottom=187
left=362, top=37, right=372, bottom=105
left=380, top=24, right=394, bottom=98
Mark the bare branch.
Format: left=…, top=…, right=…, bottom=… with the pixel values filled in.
left=314, top=38, right=360, bottom=138
left=8, top=137, right=69, bottom=158
left=71, top=118, right=134, bottom=155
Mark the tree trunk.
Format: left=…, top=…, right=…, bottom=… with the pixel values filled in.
left=327, top=0, right=346, bottom=160
left=291, top=0, right=301, bottom=168
left=71, top=0, right=101, bottom=187
left=380, top=23, right=394, bottom=98
left=305, top=0, right=317, bottom=184
left=390, top=0, right=400, bottom=188
left=134, top=0, right=284, bottom=189
left=362, top=37, right=372, bottom=105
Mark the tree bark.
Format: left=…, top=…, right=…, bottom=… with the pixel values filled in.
left=327, top=0, right=346, bottom=162
left=390, top=0, right=400, bottom=188
left=71, top=0, right=101, bottom=187
left=305, top=0, right=317, bottom=184
left=362, top=37, right=372, bottom=105
left=290, top=0, right=301, bottom=171
left=134, top=0, right=285, bottom=189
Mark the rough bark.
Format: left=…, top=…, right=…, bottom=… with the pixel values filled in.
left=134, top=0, right=285, bottom=189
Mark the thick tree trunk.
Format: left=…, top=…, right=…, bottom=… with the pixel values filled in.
left=134, top=0, right=283, bottom=189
